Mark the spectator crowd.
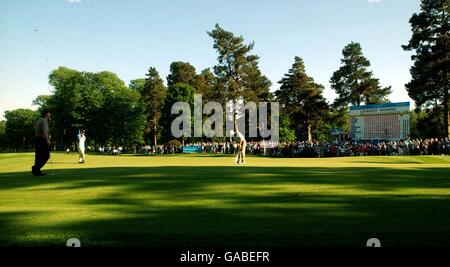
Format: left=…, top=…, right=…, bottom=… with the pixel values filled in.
left=70, top=138, right=450, bottom=158
left=250, top=138, right=450, bottom=158
left=190, top=138, right=450, bottom=157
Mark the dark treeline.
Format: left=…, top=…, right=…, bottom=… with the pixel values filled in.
left=0, top=0, right=448, bottom=152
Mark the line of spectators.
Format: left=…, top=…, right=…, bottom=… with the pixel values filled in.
left=165, top=138, right=450, bottom=158
left=257, top=138, right=450, bottom=158
left=77, top=138, right=450, bottom=158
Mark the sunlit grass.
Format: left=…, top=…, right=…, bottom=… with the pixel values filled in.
left=0, top=152, right=449, bottom=247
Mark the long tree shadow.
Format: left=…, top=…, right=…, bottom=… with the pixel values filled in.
left=1, top=166, right=450, bottom=192
left=0, top=165, right=449, bottom=247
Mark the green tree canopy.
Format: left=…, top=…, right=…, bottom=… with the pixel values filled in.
left=330, top=42, right=392, bottom=107
left=47, top=67, right=146, bottom=148
left=403, top=0, right=449, bottom=137
left=167, top=61, right=197, bottom=89
left=0, top=120, right=7, bottom=151
left=208, top=24, right=271, bottom=101
left=208, top=24, right=272, bottom=133
left=276, top=56, right=329, bottom=142
left=129, top=78, right=146, bottom=94
left=161, top=83, right=195, bottom=142
left=410, top=107, right=446, bottom=139
left=192, top=68, right=218, bottom=102
left=279, top=113, right=296, bottom=143
left=32, top=95, right=52, bottom=113
left=4, top=109, right=38, bottom=150
left=142, top=67, right=167, bottom=145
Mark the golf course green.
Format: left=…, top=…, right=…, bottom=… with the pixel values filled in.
left=0, top=152, right=449, bottom=247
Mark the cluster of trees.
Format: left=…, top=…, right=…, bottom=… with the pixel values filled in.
left=276, top=41, right=393, bottom=142
left=0, top=0, right=448, bottom=151
left=1, top=109, right=38, bottom=151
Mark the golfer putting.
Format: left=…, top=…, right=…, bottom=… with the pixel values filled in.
left=230, top=129, right=246, bottom=165
left=77, top=129, right=86, bottom=164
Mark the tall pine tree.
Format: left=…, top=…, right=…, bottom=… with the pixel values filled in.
left=331, top=42, right=392, bottom=107
left=192, top=68, right=218, bottom=102
left=208, top=24, right=272, bottom=134
left=167, top=62, right=197, bottom=90
left=276, top=56, right=329, bottom=142
left=142, top=67, right=167, bottom=146
left=403, top=0, right=449, bottom=138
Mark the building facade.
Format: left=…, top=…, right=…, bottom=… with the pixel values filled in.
left=349, top=102, right=410, bottom=141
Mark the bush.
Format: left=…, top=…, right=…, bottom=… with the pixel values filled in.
left=167, top=139, right=181, bottom=149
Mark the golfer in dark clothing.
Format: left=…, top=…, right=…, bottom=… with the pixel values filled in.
left=32, top=109, right=51, bottom=176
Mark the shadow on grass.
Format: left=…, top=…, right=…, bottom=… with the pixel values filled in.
left=0, top=165, right=449, bottom=247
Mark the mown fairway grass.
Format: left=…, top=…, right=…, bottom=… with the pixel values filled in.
left=0, top=152, right=449, bottom=247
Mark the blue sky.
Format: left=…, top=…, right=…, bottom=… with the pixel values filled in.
left=0, top=0, right=420, bottom=119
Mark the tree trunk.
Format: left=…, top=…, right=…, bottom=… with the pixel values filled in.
left=307, top=123, right=312, bottom=143
left=442, top=2, right=449, bottom=138
left=153, top=125, right=157, bottom=146
left=444, top=89, right=449, bottom=138
left=234, top=99, right=239, bottom=136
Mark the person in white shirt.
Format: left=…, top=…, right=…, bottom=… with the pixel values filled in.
left=230, top=129, right=246, bottom=165
left=77, top=130, right=86, bottom=164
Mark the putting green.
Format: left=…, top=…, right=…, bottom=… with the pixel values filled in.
left=0, top=153, right=449, bottom=247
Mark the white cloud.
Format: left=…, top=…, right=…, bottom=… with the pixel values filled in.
left=368, top=0, right=382, bottom=3
left=66, top=0, right=82, bottom=3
